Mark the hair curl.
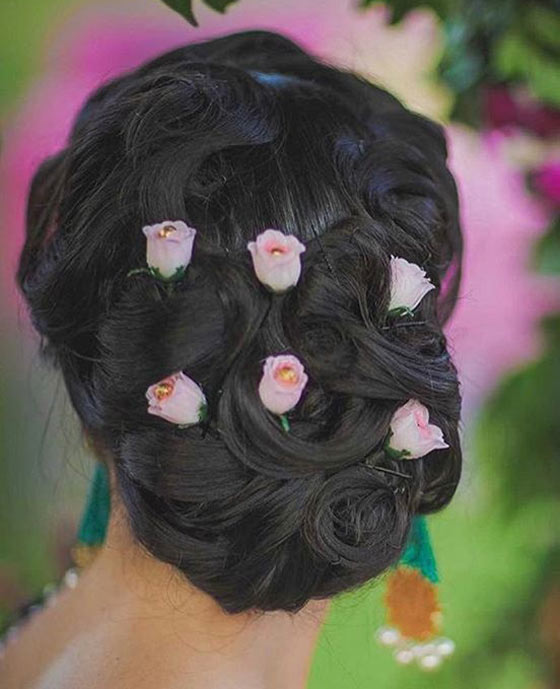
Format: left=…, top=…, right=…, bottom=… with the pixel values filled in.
left=17, top=30, right=463, bottom=613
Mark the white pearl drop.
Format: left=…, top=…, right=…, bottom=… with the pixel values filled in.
left=436, top=638, right=456, bottom=657
left=394, top=648, right=415, bottom=665
left=413, top=643, right=437, bottom=657
left=63, top=569, right=79, bottom=589
left=376, top=627, right=401, bottom=647
left=420, top=654, right=443, bottom=670
left=42, top=582, right=57, bottom=597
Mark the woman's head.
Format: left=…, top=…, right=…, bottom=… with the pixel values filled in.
left=17, top=30, right=462, bottom=614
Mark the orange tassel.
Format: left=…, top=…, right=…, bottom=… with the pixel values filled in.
left=384, top=566, right=442, bottom=641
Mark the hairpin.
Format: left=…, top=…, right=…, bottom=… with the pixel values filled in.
left=127, top=220, right=196, bottom=282
left=388, top=255, right=435, bottom=317
left=369, top=465, right=412, bottom=480
left=249, top=71, right=302, bottom=88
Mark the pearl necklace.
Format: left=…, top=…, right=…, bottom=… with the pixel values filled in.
left=0, top=566, right=80, bottom=659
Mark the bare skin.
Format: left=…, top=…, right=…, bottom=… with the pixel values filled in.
left=0, top=462, right=329, bottom=689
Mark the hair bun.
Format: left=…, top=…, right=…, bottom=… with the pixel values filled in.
left=17, top=29, right=463, bottom=613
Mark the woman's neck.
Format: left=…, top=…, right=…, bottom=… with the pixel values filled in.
left=74, top=497, right=328, bottom=689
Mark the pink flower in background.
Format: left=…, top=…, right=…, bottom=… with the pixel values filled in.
left=484, top=85, right=560, bottom=138
left=387, top=399, right=448, bottom=459
left=143, top=220, right=197, bottom=280
left=445, top=126, right=559, bottom=418
left=533, top=160, right=560, bottom=206
left=258, top=354, right=308, bottom=415
left=1, top=0, right=559, bottom=420
left=247, top=229, right=306, bottom=293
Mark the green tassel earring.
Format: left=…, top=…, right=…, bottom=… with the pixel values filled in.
left=72, top=462, right=111, bottom=568
left=399, top=514, right=439, bottom=584
left=375, top=515, right=455, bottom=669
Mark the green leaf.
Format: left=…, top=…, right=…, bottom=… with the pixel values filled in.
left=160, top=0, right=239, bottom=25
left=533, top=217, right=560, bottom=276
left=493, top=5, right=560, bottom=107
left=198, top=404, right=209, bottom=423
left=204, top=0, right=238, bottom=12
left=441, top=48, right=484, bottom=92
left=160, top=0, right=198, bottom=26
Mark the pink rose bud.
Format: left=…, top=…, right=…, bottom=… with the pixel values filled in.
left=387, top=399, right=449, bottom=460
left=146, top=371, right=207, bottom=426
left=142, top=220, right=197, bottom=280
left=247, top=229, right=306, bottom=293
left=258, top=354, right=308, bottom=415
left=388, top=255, right=435, bottom=315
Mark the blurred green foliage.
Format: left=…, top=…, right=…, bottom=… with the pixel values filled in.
left=476, top=315, right=560, bottom=515
left=361, top=0, right=560, bottom=117
left=494, top=3, right=560, bottom=107
left=0, top=0, right=87, bottom=116
left=535, top=218, right=560, bottom=276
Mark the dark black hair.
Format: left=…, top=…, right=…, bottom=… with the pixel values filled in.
left=17, top=30, right=463, bottom=614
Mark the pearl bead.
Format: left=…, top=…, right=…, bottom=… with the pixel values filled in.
left=436, top=637, right=456, bottom=657
left=376, top=627, right=401, bottom=647
left=0, top=566, right=83, bottom=655
left=42, top=582, right=57, bottom=597
left=412, top=642, right=437, bottom=657
left=45, top=592, right=59, bottom=607
left=420, top=654, right=443, bottom=670
left=63, top=568, right=79, bottom=589
left=394, top=648, right=415, bottom=665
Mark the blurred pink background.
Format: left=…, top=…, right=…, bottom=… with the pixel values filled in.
left=2, top=3, right=560, bottom=686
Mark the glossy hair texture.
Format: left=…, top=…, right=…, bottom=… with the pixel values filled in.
left=17, top=30, right=463, bottom=613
